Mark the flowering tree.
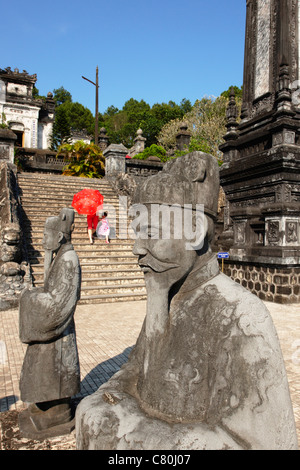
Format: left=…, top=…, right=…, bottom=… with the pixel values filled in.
left=157, top=91, right=242, bottom=162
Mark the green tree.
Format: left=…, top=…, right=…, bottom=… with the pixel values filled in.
left=60, top=101, right=95, bottom=136
left=32, top=86, right=46, bottom=101
left=179, top=98, right=193, bottom=114
left=221, top=85, right=243, bottom=100
left=53, top=86, right=72, bottom=107
left=100, top=98, right=191, bottom=149
left=133, top=144, right=167, bottom=162
left=158, top=88, right=242, bottom=162
left=57, top=140, right=105, bottom=178
left=50, top=106, right=72, bottom=150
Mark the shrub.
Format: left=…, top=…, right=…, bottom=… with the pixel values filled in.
left=57, top=140, right=105, bottom=178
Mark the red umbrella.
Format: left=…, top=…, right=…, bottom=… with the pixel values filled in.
left=72, top=188, right=104, bottom=215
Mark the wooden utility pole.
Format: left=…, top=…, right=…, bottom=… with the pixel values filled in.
left=95, top=66, right=99, bottom=145
left=82, top=66, right=99, bottom=145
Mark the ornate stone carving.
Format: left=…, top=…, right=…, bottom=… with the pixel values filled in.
left=286, top=221, right=298, bottom=243
left=234, top=221, right=247, bottom=244
left=267, top=220, right=280, bottom=245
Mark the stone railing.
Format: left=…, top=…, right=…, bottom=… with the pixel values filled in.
left=104, top=143, right=165, bottom=208
left=0, top=128, right=17, bottom=163
left=126, top=157, right=164, bottom=178
left=0, top=162, right=32, bottom=310
left=16, top=148, right=66, bottom=173
left=104, top=143, right=164, bottom=180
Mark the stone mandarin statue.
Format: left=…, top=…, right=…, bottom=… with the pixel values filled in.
left=19, top=208, right=81, bottom=438
left=76, top=152, right=298, bottom=450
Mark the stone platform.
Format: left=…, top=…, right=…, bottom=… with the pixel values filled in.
left=0, top=300, right=299, bottom=450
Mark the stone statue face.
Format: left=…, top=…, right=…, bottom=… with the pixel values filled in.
left=132, top=204, right=200, bottom=290
left=43, top=228, right=63, bottom=252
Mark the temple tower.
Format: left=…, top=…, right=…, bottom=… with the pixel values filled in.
left=219, top=0, right=300, bottom=303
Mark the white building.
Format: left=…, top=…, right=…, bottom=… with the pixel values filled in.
left=0, top=67, right=55, bottom=150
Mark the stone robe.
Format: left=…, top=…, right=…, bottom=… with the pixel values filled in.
left=19, top=243, right=81, bottom=404
left=76, top=255, right=298, bottom=450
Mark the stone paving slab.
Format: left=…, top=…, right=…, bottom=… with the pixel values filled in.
left=0, top=300, right=299, bottom=449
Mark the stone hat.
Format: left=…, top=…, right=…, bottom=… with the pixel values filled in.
left=133, top=152, right=220, bottom=219
left=45, top=208, right=75, bottom=237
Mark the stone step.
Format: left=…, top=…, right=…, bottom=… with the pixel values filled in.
left=20, top=212, right=127, bottom=223
left=34, top=270, right=144, bottom=282
left=30, top=261, right=142, bottom=279
left=17, top=173, right=112, bottom=184
left=20, top=207, right=127, bottom=216
left=80, top=284, right=146, bottom=295
left=17, top=172, right=144, bottom=304
left=25, top=234, right=134, bottom=245
left=32, top=268, right=143, bottom=282
left=21, top=220, right=131, bottom=233
left=18, top=181, right=115, bottom=193
left=19, top=188, right=118, bottom=197
left=34, top=277, right=145, bottom=289
left=18, top=177, right=114, bottom=186
left=23, top=220, right=131, bottom=229
left=28, top=253, right=137, bottom=264
left=82, top=274, right=144, bottom=283
left=25, top=241, right=136, bottom=253
left=28, top=280, right=146, bottom=299
left=29, top=255, right=137, bottom=266
left=27, top=245, right=134, bottom=255
left=22, top=226, right=133, bottom=239
left=30, top=260, right=140, bottom=270
left=78, top=292, right=147, bottom=304
left=20, top=196, right=119, bottom=205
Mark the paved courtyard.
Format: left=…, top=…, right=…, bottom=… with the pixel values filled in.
left=0, top=300, right=299, bottom=449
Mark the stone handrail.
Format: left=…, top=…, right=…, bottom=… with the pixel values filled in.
left=16, top=148, right=66, bottom=173
left=0, top=162, right=32, bottom=309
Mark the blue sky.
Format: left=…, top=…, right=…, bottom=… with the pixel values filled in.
left=1, top=0, right=246, bottom=114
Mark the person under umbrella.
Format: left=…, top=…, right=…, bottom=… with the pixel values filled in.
left=87, top=212, right=99, bottom=244
left=71, top=188, right=103, bottom=244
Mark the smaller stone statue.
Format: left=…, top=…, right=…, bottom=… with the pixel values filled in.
left=19, top=208, right=81, bottom=439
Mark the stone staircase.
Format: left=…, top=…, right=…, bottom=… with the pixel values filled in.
left=17, top=172, right=147, bottom=304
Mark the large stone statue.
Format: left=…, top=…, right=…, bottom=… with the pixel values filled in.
left=76, top=152, right=298, bottom=450
left=19, top=208, right=81, bottom=439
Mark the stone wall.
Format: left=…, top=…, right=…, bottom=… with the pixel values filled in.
left=0, top=162, right=32, bottom=310
left=0, top=129, right=17, bottom=164
left=16, top=147, right=65, bottom=173
left=223, top=261, right=300, bottom=304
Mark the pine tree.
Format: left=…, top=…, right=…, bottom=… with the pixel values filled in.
left=50, top=106, right=72, bottom=150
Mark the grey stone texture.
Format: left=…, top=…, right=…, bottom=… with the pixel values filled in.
left=223, top=263, right=300, bottom=304
left=76, top=152, right=298, bottom=450
left=0, top=129, right=17, bottom=163
left=219, top=0, right=300, bottom=304
left=0, top=162, right=31, bottom=310
left=18, top=208, right=81, bottom=438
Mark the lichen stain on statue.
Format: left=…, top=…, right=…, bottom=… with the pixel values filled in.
left=18, top=208, right=81, bottom=439
left=75, top=152, right=298, bottom=450
left=0, top=223, right=31, bottom=310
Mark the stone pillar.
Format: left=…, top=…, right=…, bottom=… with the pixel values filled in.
left=0, top=129, right=17, bottom=164
left=219, top=0, right=300, bottom=304
left=98, top=127, right=109, bottom=152
left=133, top=128, right=146, bottom=154
left=104, top=143, right=128, bottom=178
left=176, top=122, right=191, bottom=151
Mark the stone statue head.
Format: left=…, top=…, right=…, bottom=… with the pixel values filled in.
left=43, top=208, right=75, bottom=253
left=131, top=152, right=220, bottom=291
